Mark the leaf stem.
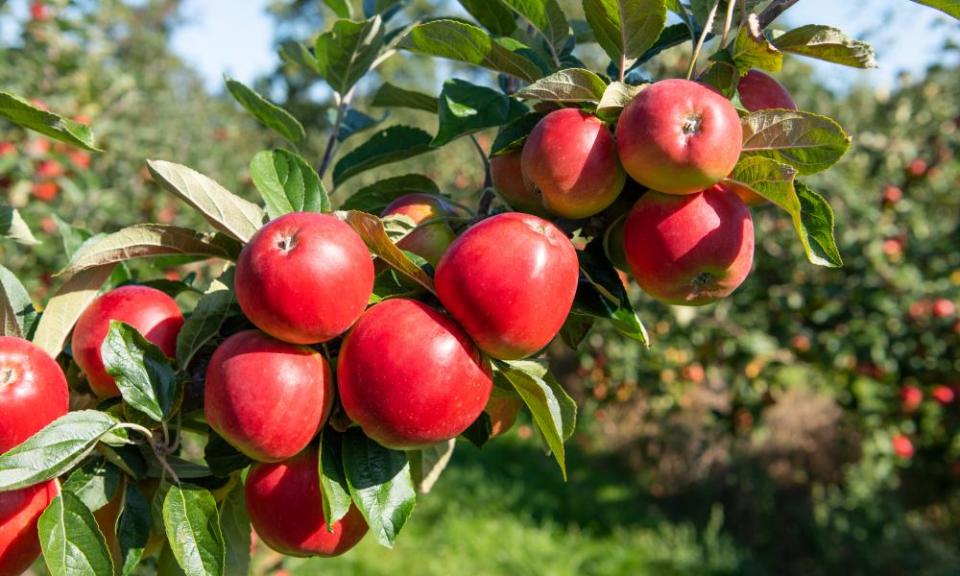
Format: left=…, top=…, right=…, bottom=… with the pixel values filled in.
left=318, top=88, right=356, bottom=184
left=758, top=0, right=801, bottom=28
left=720, top=0, right=738, bottom=46
left=686, top=1, right=721, bottom=80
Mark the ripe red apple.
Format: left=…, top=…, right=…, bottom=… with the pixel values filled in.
left=882, top=238, right=904, bottom=258
left=205, top=330, right=332, bottom=462
left=0, top=336, right=69, bottom=454
left=932, top=298, right=956, bottom=318
left=900, top=385, right=923, bottom=412
left=0, top=142, right=14, bottom=156
left=435, top=212, right=579, bottom=359
left=31, top=181, right=59, bottom=202
left=521, top=108, right=625, bottom=218
left=72, top=285, right=184, bottom=398
left=882, top=185, right=903, bottom=206
left=906, top=159, right=928, bottom=178
left=737, top=70, right=798, bottom=111
left=338, top=298, right=493, bottom=449
left=245, top=446, right=368, bottom=557
left=484, top=388, right=523, bottom=438
left=0, top=480, right=59, bottom=576
left=29, top=2, right=50, bottom=22
left=68, top=151, right=92, bottom=170
left=490, top=151, right=544, bottom=214
left=624, top=186, right=754, bottom=305
left=617, top=79, right=743, bottom=195
left=35, top=160, right=63, bottom=179
left=380, top=194, right=457, bottom=266
left=235, top=212, right=374, bottom=344
left=932, top=385, right=955, bottom=406
left=891, top=434, right=914, bottom=459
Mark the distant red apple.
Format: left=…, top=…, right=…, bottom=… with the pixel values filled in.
left=932, top=385, right=955, bottom=406
left=30, top=181, right=59, bottom=202
left=737, top=70, right=797, bottom=111
left=0, top=336, right=69, bottom=454
left=490, top=151, right=544, bottom=214
left=891, top=434, right=914, bottom=459
left=35, top=160, right=63, bottom=179
left=29, top=2, right=50, bottom=21
left=380, top=193, right=458, bottom=266
left=932, top=298, right=956, bottom=318
left=0, top=142, right=15, bottom=156
left=900, top=385, right=923, bottom=413
left=906, top=159, right=928, bottom=178
left=882, top=238, right=903, bottom=258
left=0, top=480, right=59, bottom=576
left=68, top=151, right=91, bottom=170
left=882, top=185, right=903, bottom=205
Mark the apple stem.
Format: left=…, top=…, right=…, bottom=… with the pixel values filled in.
left=0, top=368, right=14, bottom=387
left=686, top=1, right=720, bottom=80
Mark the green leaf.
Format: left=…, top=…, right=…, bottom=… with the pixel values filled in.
left=38, top=492, right=116, bottom=576
left=250, top=150, right=330, bottom=219
left=497, top=361, right=576, bottom=479
left=118, top=483, right=152, bottom=576
left=32, top=264, right=116, bottom=358
left=341, top=428, right=417, bottom=548
left=335, top=108, right=384, bottom=143
left=162, top=484, right=225, bottom=576
left=583, top=0, right=668, bottom=73
left=574, top=244, right=649, bottom=345
left=203, top=432, right=253, bottom=478
left=371, top=83, right=438, bottom=113
left=595, top=81, right=645, bottom=121
left=315, top=17, right=385, bottom=96
left=490, top=112, right=546, bottom=156
left=147, top=160, right=266, bottom=243
left=225, top=77, right=305, bottom=143
left=729, top=13, right=782, bottom=73
left=0, top=410, right=119, bottom=491
left=515, top=68, right=608, bottom=103
left=61, top=224, right=239, bottom=276
left=363, top=0, right=404, bottom=19
left=399, top=20, right=545, bottom=82
left=101, top=321, right=178, bottom=423
left=63, top=458, right=122, bottom=512
left=408, top=439, right=455, bottom=494
left=332, top=125, right=433, bottom=188
left=559, top=313, right=593, bottom=349
left=53, top=215, right=93, bottom=261
left=219, top=483, right=251, bottom=576
left=0, top=263, right=36, bottom=338
left=772, top=25, right=876, bottom=68
left=341, top=174, right=440, bottom=213
left=457, top=0, right=518, bottom=36
left=723, top=157, right=842, bottom=267
left=740, top=109, right=851, bottom=175
left=433, top=79, right=527, bottom=147
left=698, top=59, right=739, bottom=98
left=323, top=0, right=354, bottom=18
left=278, top=41, right=322, bottom=74
left=0, top=91, right=100, bottom=151
left=461, top=413, right=493, bottom=448
left=157, top=544, right=186, bottom=576
left=176, top=273, right=236, bottom=370
left=339, top=210, right=435, bottom=293
left=499, top=0, right=571, bottom=54
left=319, top=428, right=353, bottom=529
left=911, top=0, right=960, bottom=18
left=0, top=204, right=40, bottom=245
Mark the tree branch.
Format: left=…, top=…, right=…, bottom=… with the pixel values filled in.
left=318, top=88, right=355, bottom=183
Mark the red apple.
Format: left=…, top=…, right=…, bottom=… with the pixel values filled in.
left=0, top=480, right=59, bottom=576
left=900, top=385, right=923, bottom=413
left=72, top=285, right=184, bottom=398
left=0, top=142, right=14, bottom=156
left=380, top=194, right=457, bottom=266
left=737, top=70, right=798, bottom=111
left=35, top=160, right=63, bottom=179
left=617, top=79, right=743, bottom=195
left=31, top=181, right=59, bottom=202
left=882, top=185, right=903, bottom=206
left=485, top=388, right=523, bottom=438
left=906, top=159, right=928, bottom=178
left=891, top=434, right=914, bottom=459
left=490, top=151, right=544, bottom=214
left=245, top=446, right=367, bottom=557
left=932, top=298, right=956, bottom=318
left=235, top=212, right=374, bottom=344
left=205, top=330, right=332, bottom=462
left=435, top=212, right=579, bottom=359
left=0, top=337, right=69, bottom=454
left=338, top=298, right=493, bottom=449
left=932, top=385, right=954, bottom=406
left=521, top=108, right=625, bottom=218
left=29, top=2, right=50, bottom=22
left=68, top=151, right=92, bottom=170
left=624, top=185, right=754, bottom=305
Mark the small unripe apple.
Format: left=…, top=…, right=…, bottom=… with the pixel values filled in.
left=381, top=194, right=457, bottom=266
left=737, top=70, right=797, bottom=111
left=490, top=151, right=544, bottom=214
left=484, top=388, right=523, bottom=438
left=0, top=480, right=59, bottom=576
left=624, top=186, right=754, bottom=305
left=932, top=298, right=956, bottom=318
left=617, top=79, right=743, bottom=195
left=900, top=385, right=923, bottom=412
left=891, top=434, right=914, bottom=459
left=235, top=212, right=374, bottom=344
left=245, top=446, right=368, bottom=557
left=338, top=298, right=493, bottom=449
left=72, top=285, right=184, bottom=398
left=435, top=212, right=579, bottom=359
left=932, top=385, right=955, bottom=406
left=205, top=330, right=332, bottom=462
left=521, top=108, right=625, bottom=218
left=0, top=336, right=69, bottom=454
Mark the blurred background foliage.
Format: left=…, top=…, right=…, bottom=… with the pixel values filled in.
left=2, top=0, right=959, bottom=574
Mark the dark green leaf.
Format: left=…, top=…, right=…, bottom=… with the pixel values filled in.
left=500, top=0, right=571, bottom=54
left=342, top=428, right=417, bottom=547
left=118, top=483, right=152, bottom=576
left=278, top=41, right=322, bottom=74
left=515, top=68, right=607, bottom=103
left=319, top=428, right=353, bottom=529
left=364, top=0, right=405, bottom=20
left=457, top=0, right=518, bottom=36
left=315, top=17, right=385, bottom=96
left=433, top=79, right=527, bottom=147
left=400, top=20, right=545, bottom=82
left=0, top=263, right=36, bottom=338
left=332, top=126, right=433, bottom=188
left=340, top=210, right=435, bottom=293
left=0, top=91, right=100, bottom=151
left=341, top=174, right=440, bottom=213
left=698, top=58, right=739, bottom=98
left=101, top=321, right=177, bottom=423
left=219, top=483, right=251, bottom=576
left=741, top=109, right=851, bottom=175
left=250, top=149, right=330, bottom=219
left=162, top=484, right=225, bottom=576
left=323, top=0, right=354, bottom=18
left=559, top=313, right=594, bottom=349
left=795, top=181, right=843, bottom=268
left=583, top=0, right=668, bottom=72
left=461, top=413, right=493, bottom=448
left=63, top=458, right=122, bottom=512
left=335, top=108, right=385, bottom=142
left=204, top=431, right=253, bottom=478
left=574, top=245, right=649, bottom=345
left=0, top=410, right=120, bottom=491
left=490, top=112, right=545, bottom=156
left=176, top=274, right=236, bottom=370
left=371, top=83, right=438, bottom=112
left=225, top=77, right=305, bottom=144
left=773, top=25, right=876, bottom=68
left=0, top=204, right=40, bottom=245
left=38, top=492, right=115, bottom=576
left=408, top=439, right=455, bottom=494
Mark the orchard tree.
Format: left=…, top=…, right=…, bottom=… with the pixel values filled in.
left=1, top=1, right=959, bottom=576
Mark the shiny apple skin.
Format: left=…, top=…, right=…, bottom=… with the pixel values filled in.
left=235, top=212, right=374, bottom=345
left=624, top=186, right=754, bottom=305
left=490, top=151, right=545, bottom=214
left=521, top=108, right=625, bottom=219
left=0, top=480, right=59, bottom=576
left=245, top=446, right=368, bottom=557
left=71, top=285, right=184, bottom=398
left=205, top=330, right=332, bottom=463
left=0, top=337, right=69, bottom=454
left=338, top=299, right=493, bottom=450
left=617, top=79, right=743, bottom=195
left=434, top=212, right=579, bottom=360
left=737, top=70, right=798, bottom=112
left=381, top=193, right=457, bottom=266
